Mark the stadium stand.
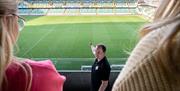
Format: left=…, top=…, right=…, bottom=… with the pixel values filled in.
left=18, top=0, right=138, bottom=15
left=31, top=9, right=48, bottom=15
left=136, top=1, right=158, bottom=19
left=47, top=9, right=65, bottom=15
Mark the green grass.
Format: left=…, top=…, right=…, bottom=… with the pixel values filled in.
left=15, top=15, right=147, bottom=70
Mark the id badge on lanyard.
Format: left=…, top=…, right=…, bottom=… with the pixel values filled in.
left=95, top=65, right=99, bottom=70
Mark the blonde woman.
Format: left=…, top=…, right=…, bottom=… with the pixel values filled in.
left=112, top=0, right=180, bottom=91
left=0, top=0, right=65, bottom=91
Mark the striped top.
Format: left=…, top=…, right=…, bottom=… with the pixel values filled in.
left=112, top=19, right=180, bottom=91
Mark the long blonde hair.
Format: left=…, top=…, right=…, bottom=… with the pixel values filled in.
left=140, top=0, right=180, bottom=90
left=0, top=0, right=32, bottom=91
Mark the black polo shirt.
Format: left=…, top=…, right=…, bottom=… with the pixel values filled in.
left=91, top=56, right=111, bottom=91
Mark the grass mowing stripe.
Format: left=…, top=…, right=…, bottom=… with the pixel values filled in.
left=22, top=26, right=56, bottom=56
left=17, top=16, right=147, bottom=70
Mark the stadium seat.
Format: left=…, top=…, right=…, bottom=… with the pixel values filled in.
left=18, top=0, right=138, bottom=15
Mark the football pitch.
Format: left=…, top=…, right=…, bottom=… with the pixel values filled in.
left=16, top=15, right=147, bottom=70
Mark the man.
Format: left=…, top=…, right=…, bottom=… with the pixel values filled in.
left=90, top=43, right=111, bottom=91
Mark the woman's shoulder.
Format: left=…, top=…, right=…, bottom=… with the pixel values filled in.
left=6, top=59, right=65, bottom=91
left=25, top=59, right=65, bottom=91
left=6, top=59, right=61, bottom=80
left=24, top=59, right=57, bottom=71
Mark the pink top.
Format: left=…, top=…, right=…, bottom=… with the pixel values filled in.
left=3, top=59, right=66, bottom=91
